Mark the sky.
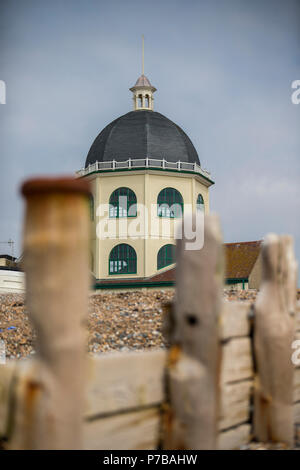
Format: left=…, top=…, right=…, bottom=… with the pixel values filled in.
left=0, top=0, right=299, bottom=268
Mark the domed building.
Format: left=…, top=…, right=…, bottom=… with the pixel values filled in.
left=78, top=73, right=214, bottom=287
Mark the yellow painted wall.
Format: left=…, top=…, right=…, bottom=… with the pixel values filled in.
left=86, top=169, right=211, bottom=279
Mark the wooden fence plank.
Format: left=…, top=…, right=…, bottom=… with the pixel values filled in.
left=294, top=402, right=300, bottom=424
left=294, top=369, right=300, bottom=402
left=221, top=338, right=253, bottom=384
left=84, top=407, right=161, bottom=450
left=1, top=340, right=254, bottom=443
left=220, top=301, right=252, bottom=340
left=85, top=350, right=166, bottom=418
left=218, top=424, right=251, bottom=450
left=294, top=331, right=300, bottom=342
left=2, top=328, right=298, bottom=449
left=0, top=361, right=16, bottom=438
left=219, top=380, right=253, bottom=431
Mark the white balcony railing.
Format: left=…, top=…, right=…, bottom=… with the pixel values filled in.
left=76, top=158, right=212, bottom=180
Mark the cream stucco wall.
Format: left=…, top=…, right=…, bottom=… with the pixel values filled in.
left=85, top=169, right=212, bottom=280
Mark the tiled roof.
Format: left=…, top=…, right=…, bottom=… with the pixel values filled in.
left=148, top=241, right=262, bottom=282
left=85, top=110, right=200, bottom=167
left=94, top=266, right=176, bottom=289
left=134, top=74, right=153, bottom=87
left=224, top=241, right=262, bottom=279
left=0, top=254, right=16, bottom=261
left=148, top=267, right=176, bottom=282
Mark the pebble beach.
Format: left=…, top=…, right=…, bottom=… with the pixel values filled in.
left=0, top=289, right=257, bottom=360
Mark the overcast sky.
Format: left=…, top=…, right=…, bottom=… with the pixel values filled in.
left=0, top=0, right=299, bottom=268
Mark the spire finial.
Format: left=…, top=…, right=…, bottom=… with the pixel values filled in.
left=129, top=39, right=156, bottom=111
left=142, top=35, right=144, bottom=75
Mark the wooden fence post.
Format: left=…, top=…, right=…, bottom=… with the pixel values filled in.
left=283, top=236, right=298, bottom=318
left=163, top=214, right=223, bottom=449
left=253, top=234, right=297, bottom=446
left=13, top=177, right=91, bottom=449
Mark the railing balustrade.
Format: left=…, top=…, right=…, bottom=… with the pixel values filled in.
left=76, top=158, right=211, bottom=180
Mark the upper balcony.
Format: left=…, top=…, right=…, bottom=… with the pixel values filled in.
left=77, top=158, right=214, bottom=185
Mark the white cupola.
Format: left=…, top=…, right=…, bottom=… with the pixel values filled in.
left=129, top=74, right=157, bottom=111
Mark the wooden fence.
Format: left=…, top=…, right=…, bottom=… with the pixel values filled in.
left=0, top=177, right=299, bottom=450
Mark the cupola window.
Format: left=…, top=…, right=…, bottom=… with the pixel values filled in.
left=109, top=244, right=137, bottom=275
left=157, top=188, right=183, bottom=218
left=109, top=187, right=137, bottom=218
left=157, top=244, right=176, bottom=270
left=196, top=194, right=205, bottom=212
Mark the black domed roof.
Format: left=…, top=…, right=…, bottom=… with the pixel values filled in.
left=85, top=110, right=200, bottom=168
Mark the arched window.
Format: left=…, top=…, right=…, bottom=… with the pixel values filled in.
left=109, top=244, right=137, bottom=275
left=145, top=94, right=150, bottom=108
left=138, top=94, right=143, bottom=108
left=109, top=187, right=137, bottom=218
left=196, top=194, right=205, bottom=212
left=157, top=188, right=183, bottom=218
left=157, top=244, right=176, bottom=270
left=89, top=195, right=94, bottom=221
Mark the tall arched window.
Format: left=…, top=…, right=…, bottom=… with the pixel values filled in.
left=109, top=187, right=137, bottom=218
left=196, top=193, right=205, bottom=212
left=157, top=188, right=183, bottom=218
left=157, top=244, right=176, bottom=270
left=109, top=244, right=137, bottom=275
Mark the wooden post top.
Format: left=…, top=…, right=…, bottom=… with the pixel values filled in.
left=21, top=177, right=91, bottom=197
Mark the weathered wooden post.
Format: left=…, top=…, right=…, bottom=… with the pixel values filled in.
left=253, top=234, right=296, bottom=446
left=163, top=214, right=223, bottom=449
left=12, top=177, right=90, bottom=449
left=283, top=236, right=298, bottom=318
